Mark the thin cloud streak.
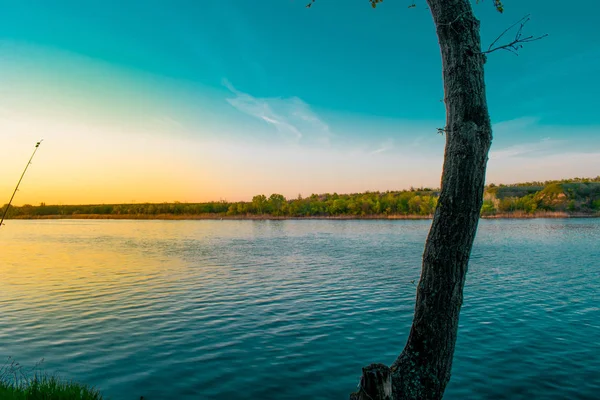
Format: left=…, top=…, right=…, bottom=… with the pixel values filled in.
left=489, top=138, right=566, bottom=160
left=369, top=139, right=395, bottom=155
left=223, top=79, right=332, bottom=145
left=492, top=116, right=540, bottom=134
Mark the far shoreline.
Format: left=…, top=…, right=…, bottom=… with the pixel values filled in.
left=7, top=211, right=599, bottom=221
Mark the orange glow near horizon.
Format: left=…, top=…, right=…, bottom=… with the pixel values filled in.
left=2, top=43, right=600, bottom=207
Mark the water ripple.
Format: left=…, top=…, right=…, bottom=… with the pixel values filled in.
left=1, top=219, right=599, bottom=399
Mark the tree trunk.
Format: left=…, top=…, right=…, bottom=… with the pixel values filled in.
left=354, top=1, right=493, bottom=399
left=351, top=364, right=393, bottom=400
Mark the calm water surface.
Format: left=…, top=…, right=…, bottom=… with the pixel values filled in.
left=1, top=219, right=599, bottom=399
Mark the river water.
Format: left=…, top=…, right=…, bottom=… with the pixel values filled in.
left=1, top=219, right=599, bottom=399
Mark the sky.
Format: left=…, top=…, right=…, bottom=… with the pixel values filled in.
left=1, top=0, right=599, bottom=205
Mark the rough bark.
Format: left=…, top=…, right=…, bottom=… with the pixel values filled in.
left=355, top=0, right=493, bottom=399
left=350, top=364, right=393, bottom=400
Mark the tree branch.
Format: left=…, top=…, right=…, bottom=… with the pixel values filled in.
left=482, top=15, right=548, bottom=55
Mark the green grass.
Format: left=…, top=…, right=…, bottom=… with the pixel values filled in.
left=1, top=358, right=103, bottom=400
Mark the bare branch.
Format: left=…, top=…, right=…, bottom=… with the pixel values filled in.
left=482, top=15, right=548, bottom=55
left=487, top=14, right=528, bottom=50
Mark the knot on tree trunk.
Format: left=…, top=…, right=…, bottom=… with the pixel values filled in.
left=350, top=363, right=392, bottom=400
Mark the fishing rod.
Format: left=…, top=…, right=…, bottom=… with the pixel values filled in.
left=0, top=140, right=43, bottom=227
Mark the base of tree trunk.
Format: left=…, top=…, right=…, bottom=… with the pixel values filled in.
left=349, top=363, right=392, bottom=400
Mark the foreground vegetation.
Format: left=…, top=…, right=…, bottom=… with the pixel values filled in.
left=0, top=358, right=103, bottom=400
left=4, top=177, right=600, bottom=220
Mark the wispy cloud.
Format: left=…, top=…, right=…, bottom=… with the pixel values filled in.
left=489, top=137, right=566, bottom=160
left=368, top=138, right=395, bottom=155
left=223, top=79, right=332, bottom=144
left=492, top=116, right=540, bottom=135
left=489, top=115, right=600, bottom=161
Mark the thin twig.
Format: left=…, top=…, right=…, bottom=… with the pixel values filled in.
left=488, top=14, right=529, bottom=50
left=482, top=15, right=548, bottom=55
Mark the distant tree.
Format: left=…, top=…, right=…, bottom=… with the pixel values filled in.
left=347, top=199, right=360, bottom=215
left=408, top=195, right=423, bottom=215
left=268, top=193, right=286, bottom=216
left=397, top=192, right=412, bottom=214
left=480, top=200, right=496, bottom=215
left=306, top=1, right=546, bottom=399
left=251, top=194, right=268, bottom=214
left=226, top=204, right=237, bottom=215
left=330, top=198, right=348, bottom=215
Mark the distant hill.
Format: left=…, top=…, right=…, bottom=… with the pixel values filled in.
left=4, top=177, right=600, bottom=220
left=483, top=178, right=600, bottom=216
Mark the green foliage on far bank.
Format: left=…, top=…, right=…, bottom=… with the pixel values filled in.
left=483, top=178, right=600, bottom=216
left=3, top=177, right=600, bottom=219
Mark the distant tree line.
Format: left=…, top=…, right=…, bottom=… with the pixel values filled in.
left=2, top=190, right=439, bottom=218
left=3, top=177, right=600, bottom=219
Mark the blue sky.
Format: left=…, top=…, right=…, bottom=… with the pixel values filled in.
left=1, top=0, right=599, bottom=204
